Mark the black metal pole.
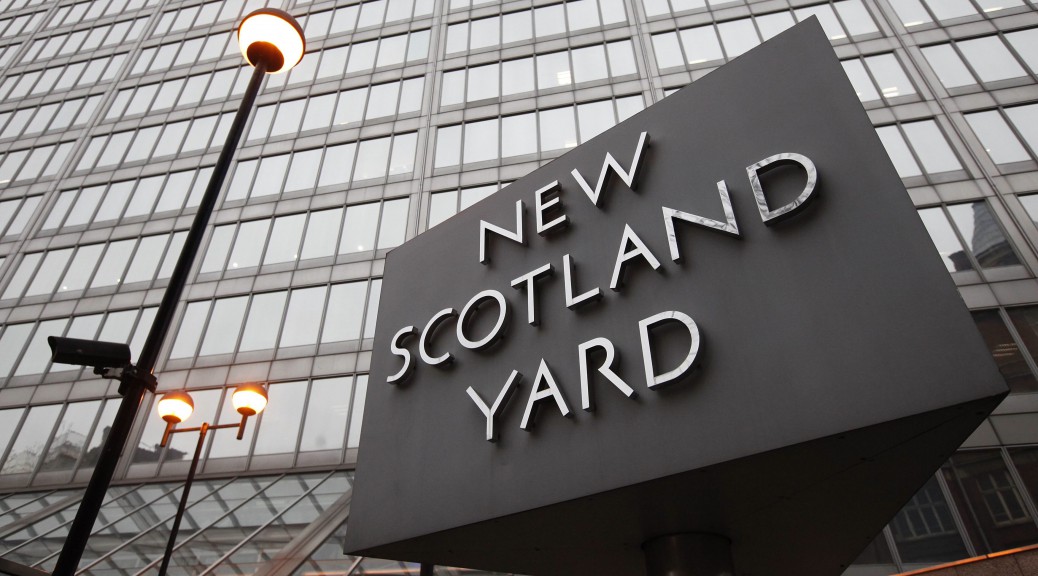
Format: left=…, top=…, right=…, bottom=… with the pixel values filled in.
left=419, top=563, right=434, bottom=576
left=157, top=423, right=208, bottom=576
left=51, top=61, right=268, bottom=576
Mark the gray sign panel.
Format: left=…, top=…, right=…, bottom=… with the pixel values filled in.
left=345, top=20, right=1006, bottom=575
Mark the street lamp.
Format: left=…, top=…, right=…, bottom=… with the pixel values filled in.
left=49, top=9, right=304, bottom=576
left=154, top=385, right=269, bottom=576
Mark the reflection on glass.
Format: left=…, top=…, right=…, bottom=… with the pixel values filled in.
left=917, top=207, right=971, bottom=272
left=1, top=405, right=61, bottom=474
left=946, top=202, right=1019, bottom=269
left=972, top=309, right=1038, bottom=394
left=40, top=401, right=101, bottom=472
left=299, top=377, right=351, bottom=452
left=941, top=450, right=1037, bottom=554
left=889, top=476, right=968, bottom=564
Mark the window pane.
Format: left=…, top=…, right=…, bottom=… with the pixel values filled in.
left=321, top=283, right=367, bottom=343
left=198, top=296, right=247, bottom=355
left=843, top=60, right=879, bottom=102
left=388, top=133, right=417, bottom=176
left=965, top=111, right=1031, bottom=165
left=901, top=121, right=960, bottom=174
left=946, top=202, right=1019, bottom=269
left=239, top=292, right=287, bottom=352
left=958, top=37, right=1027, bottom=83
left=170, top=301, right=211, bottom=358
left=377, top=199, right=409, bottom=249
left=59, top=244, right=103, bottom=293
left=680, top=26, right=723, bottom=65
left=90, top=240, right=135, bottom=288
left=301, top=209, right=343, bottom=260
left=353, top=137, right=391, bottom=180
left=15, top=319, right=67, bottom=376
left=876, top=126, right=921, bottom=177
left=464, top=119, right=498, bottom=164
left=346, top=376, right=369, bottom=448
left=889, top=476, right=969, bottom=564
left=918, top=207, right=971, bottom=272
left=253, top=381, right=307, bottom=455
left=502, top=113, right=538, bottom=159
left=441, top=70, right=465, bottom=106
left=264, top=214, right=306, bottom=265
left=502, top=59, right=534, bottom=96
left=123, top=235, right=167, bottom=284
left=941, top=450, right=1038, bottom=553
left=285, top=149, right=321, bottom=192
left=280, top=286, right=327, bottom=347
left=1004, top=307, right=1038, bottom=395
left=467, top=63, right=499, bottom=101
left=0, top=324, right=33, bottom=377
left=717, top=19, right=759, bottom=58
left=434, top=125, right=462, bottom=168
left=40, top=401, right=101, bottom=472
left=26, top=249, right=72, bottom=296
left=1005, top=105, right=1038, bottom=157
left=922, top=44, right=975, bottom=89
left=867, top=54, right=915, bottom=98
left=578, top=100, right=616, bottom=142
left=539, top=107, right=577, bottom=151
left=572, top=46, right=608, bottom=83
left=319, top=143, right=355, bottom=187
left=1, top=405, right=61, bottom=474
left=299, top=377, right=351, bottom=452
left=341, top=203, right=380, bottom=253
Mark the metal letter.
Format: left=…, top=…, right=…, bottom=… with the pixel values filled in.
left=579, top=337, right=635, bottom=411
left=639, top=311, right=702, bottom=389
left=510, top=263, right=554, bottom=326
left=535, top=180, right=567, bottom=236
left=571, top=132, right=650, bottom=207
left=466, top=370, right=522, bottom=442
left=457, top=290, right=509, bottom=350
left=520, top=359, right=572, bottom=430
left=419, top=308, right=458, bottom=366
left=387, top=325, right=416, bottom=384
left=563, top=254, right=602, bottom=309
left=662, top=180, right=740, bottom=263
left=745, top=152, right=818, bottom=224
left=609, top=224, right=662, bottom=291
left=479, top=200, right=526, bottom=264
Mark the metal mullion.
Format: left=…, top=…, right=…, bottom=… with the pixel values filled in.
left=23, top=483, right=176, bottom=566
left=0, top=490, right=78, bottom=541
left=933, top=468, right=978, bottom=557
left=290, top=379, right=316, bottom=466
left=77, top=477, right=238, bottom=575
left=2, top=498, right=84, bottom=556
left=196, top=471, right=336, bottom=576
left=880, top=524, right=904, bottom=573
left=938, top=203, right=987, bottom=275
left=1000, top=29, right=1038, bottom=85
left=943, top=451, right=993, bottom=553
left=996, top=105, right=1038, bottom=164
left=1000, top=445, right=1038, bottom=531
left=995, top=306, right=1038, bottom=390
left=22, top=401, right=68, bottom=482
left=947, top=39, right=988, bottom=88
left=129, top=474, right=290, bottom=576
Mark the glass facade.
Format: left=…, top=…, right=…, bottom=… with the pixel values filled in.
left=0, top=0, right=1036, bottom=574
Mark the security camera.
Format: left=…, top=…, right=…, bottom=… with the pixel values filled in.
left=48, top=337, right=131, bottom=369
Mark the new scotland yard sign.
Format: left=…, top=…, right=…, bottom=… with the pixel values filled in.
left=345, top=20, right=1007, bottom=576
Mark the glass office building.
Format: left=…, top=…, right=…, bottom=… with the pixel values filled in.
left=0, top=0, right=1037, bottom=574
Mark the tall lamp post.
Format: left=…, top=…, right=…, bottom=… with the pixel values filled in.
left=47, top=9, right=305, bottom=576
left=153, top=385, right=269, bottom=576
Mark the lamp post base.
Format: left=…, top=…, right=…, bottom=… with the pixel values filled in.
left=643, top=533, right=735, bottom=576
